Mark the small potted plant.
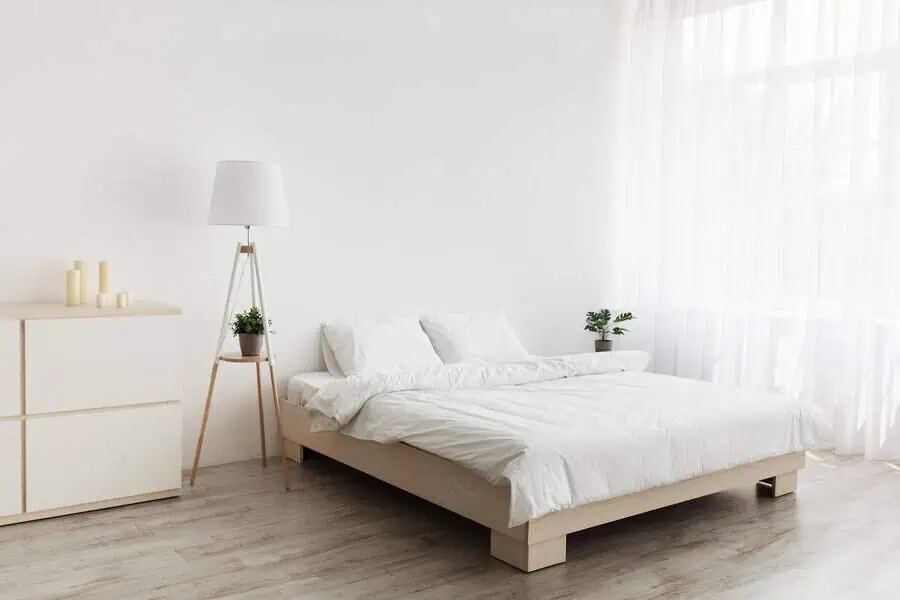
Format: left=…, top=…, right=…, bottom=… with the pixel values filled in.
left=585, top=309, right=634, bottom=352
left=231, top=306, right=273, bottom=357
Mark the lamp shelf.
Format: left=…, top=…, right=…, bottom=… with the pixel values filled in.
left=218, top=353, right=269, bottom=364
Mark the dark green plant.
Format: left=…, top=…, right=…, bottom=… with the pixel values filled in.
left=231, top=306, right=273, bottom=336
left=584, top=310, right=634, bottom=341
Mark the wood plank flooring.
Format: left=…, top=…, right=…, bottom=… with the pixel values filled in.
left=0, top=452, right=897, bottom=599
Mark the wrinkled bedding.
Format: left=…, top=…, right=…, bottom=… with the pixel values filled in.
left=303, top=352, right=832, bottom=526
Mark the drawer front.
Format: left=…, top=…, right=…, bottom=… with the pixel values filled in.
left=0, top=421, right=22, bottom=517
left=0, top=321, right=20, bottom=418
left=26, top=403, right=182, bottom=512
left=25, top=316, right=182, bottom=414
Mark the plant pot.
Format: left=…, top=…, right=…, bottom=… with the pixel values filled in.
left=595, top=339, right=612, bottom=352
left=239, top=333, right=263, bottom=357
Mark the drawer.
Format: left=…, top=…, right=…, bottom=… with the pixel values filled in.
left=0, top=321, right=20, bottom=418
left=26, top=403, right=182, bottom=512
left=25, top=316, right=182, bottom=414
left=0, top=420, right=22, bottom=517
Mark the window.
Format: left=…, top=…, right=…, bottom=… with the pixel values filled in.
left=674, top=0, right=899, bottom=312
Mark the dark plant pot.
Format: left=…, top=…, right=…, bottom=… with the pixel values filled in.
left=595, top=339, right=612, bottom=352
left=239, top=333, right=263, bottom=357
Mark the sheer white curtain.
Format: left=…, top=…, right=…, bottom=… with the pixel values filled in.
left=613, top=0, right=900, bottom=459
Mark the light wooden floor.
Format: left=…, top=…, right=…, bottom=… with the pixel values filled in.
left=1, top=452, right=898, bottom=600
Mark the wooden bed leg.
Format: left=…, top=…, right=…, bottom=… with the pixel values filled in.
left=283, top=439, right=305, bottom=464
left=490, top=530, right=566, bottom=572
left=759, top=471, right=798, bottom=497
left=772, top=471, right=798, bottom=497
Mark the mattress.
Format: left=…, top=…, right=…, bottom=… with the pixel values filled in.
left=287, top=371, right=343, bottom=406
left=302, top=353, right=832, bottom=527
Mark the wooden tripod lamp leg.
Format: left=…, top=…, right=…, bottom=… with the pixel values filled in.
left=193, top=241, right=243, bottom=487
left=190, top=361, right=220, bottom=486
left=269, top=363, right=290, bottom=491
left=255, top=362, right=267, bottom=468
left=250, top=245, right=291, bottom=492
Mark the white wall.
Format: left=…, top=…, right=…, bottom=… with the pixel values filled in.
left=0, top=1, right=623, bottom=467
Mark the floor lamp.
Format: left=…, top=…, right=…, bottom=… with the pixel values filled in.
left=190, top=160, right=291, bottom=491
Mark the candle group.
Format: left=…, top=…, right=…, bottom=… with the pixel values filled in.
left=66, top=260, right=123, bottom=308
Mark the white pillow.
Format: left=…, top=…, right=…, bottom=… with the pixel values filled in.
left=420, top=312, right=529, bottom=364
left=322, top=317, right=442, bottom=377
left=320, top=328, right=344, bottom=376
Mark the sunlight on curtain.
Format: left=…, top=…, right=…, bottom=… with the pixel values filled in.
left=614, top=0, right=900, bottom=459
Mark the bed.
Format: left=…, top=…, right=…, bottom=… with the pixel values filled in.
left=280, top=351, right=828, bottom=572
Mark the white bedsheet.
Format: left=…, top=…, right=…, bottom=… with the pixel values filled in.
left=303, top=353, right=832, bottom=526
left=287, top=371, right=344, bottom=405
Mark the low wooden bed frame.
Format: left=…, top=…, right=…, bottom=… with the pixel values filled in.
left=280, top=401, right=804, bottom=572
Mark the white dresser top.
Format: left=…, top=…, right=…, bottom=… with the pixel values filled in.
left=0, top=301, right=181, bottom=320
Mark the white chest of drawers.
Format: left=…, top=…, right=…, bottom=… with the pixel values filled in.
left=0, top=301, right=183, bottom=525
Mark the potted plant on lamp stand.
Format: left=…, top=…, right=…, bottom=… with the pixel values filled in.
left=585, top=309, right=634, bottom=352
left=231, top=306, right=273, bottom=357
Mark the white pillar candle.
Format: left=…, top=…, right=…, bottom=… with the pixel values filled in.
left=66, top=270, right=80, bottom=307
left=74, top=260, right=87, bottom=305
left=98, top=261, right=109, bottom=294
left=116, top=292, right=127, bottom=308
left=96, top=293, right=109, bottom=308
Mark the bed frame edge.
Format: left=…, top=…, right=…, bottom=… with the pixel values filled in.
left=280, top=401, right=805, bottom=573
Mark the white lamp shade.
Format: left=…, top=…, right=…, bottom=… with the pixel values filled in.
left=208, top=161, right=289, bottom=226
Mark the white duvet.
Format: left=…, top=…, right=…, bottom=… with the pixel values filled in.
left=303, top=352, right=832, bottom=527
